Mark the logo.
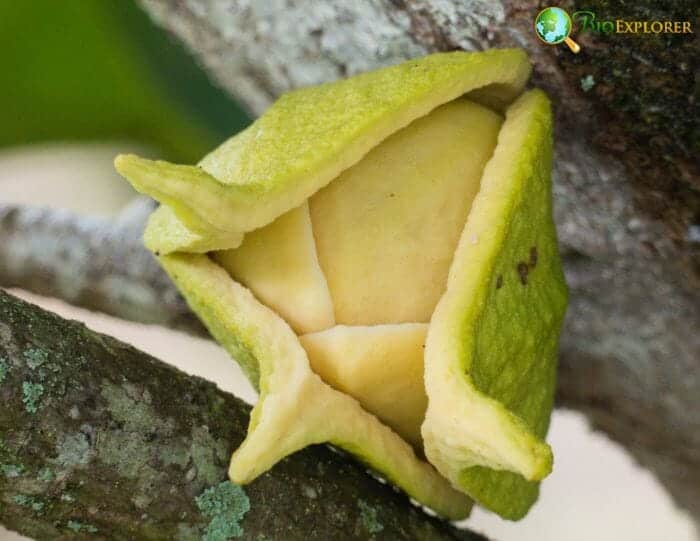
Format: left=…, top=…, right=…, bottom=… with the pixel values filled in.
left=535, top=6, right=693, bottom=52
left=572, top=10, right=693, bottom=35
left=535, top=7, right=581, bottom=53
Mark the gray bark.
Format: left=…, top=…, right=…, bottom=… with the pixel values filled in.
left=0, top=289, right=485, bottom=540
left=0, top=201, right=203, bottom=336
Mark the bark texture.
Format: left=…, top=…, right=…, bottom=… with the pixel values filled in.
left=0, top=290, right=485, bottom=540
left=0, top=201, right=203, bottom=336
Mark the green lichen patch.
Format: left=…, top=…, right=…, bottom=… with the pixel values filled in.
left=357, top=499, right=384, bottom=535
left=301, top=484, right=317, bottom=499
left=23, top=348, right=48, bottom=370
left=190, top=426, right=228, bottom=486
left=22, top=381, right=44, bottom=413
left=94, top=381, right=185, bottom=510
left=95, top=422, right=163, bottom=484
left=160, top=443, right=190, bottom=469
left=93, top=382, right=224, bottom=515
left=12, top=494, right=45, bottom=513
left=580, top=74, right=595, bottom=93
left=100, top=382, right=174, bottom=434
left=357, top=500, right=384, bottom=534
left=36, top=467, right=54, bottom=482
left=1, top=463, right=25, bottom=478
left=195, top=481, right=250, bottom=540
left=56, top=432, right=92, bottom=468
left=66, top=520, right=99, bottom=534
left=0, top=357, right=8, bottom=383
left=132, top=493, right=152, bottom=510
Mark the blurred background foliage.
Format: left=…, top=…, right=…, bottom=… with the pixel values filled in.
left=1, top=0, right=250, bottom=162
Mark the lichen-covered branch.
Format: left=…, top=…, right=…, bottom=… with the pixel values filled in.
left=0, top=201, right=203, bottom=336
left=0, top=290, right=485, bottom=540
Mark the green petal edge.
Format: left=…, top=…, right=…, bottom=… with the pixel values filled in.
left=422, top=89, right=568, bottom=519
left=144, top=205, right=243, bottom=255
left=115, top=49, right=530, bottom=252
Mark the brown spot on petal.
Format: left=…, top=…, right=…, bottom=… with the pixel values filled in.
left=496, top=275, right=503, bottom=289
left=529, top=246, right=538, bottom=268
left=517, top=262, right=529, bottom=285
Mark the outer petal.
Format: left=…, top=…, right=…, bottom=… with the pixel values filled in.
left=422, top=90, right=568, bottom=519
left=159, top=253, right=472, bottom=520
left=115, top=49, right=530, bottom=248
left=144, top=205, right=243, bottom=255
left=117, top=51, right=567, bottom=522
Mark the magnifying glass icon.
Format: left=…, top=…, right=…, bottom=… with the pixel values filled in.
left=535, top=7, right=581, bottom=53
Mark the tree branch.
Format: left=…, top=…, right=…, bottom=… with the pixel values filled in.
left=559, top=252, right=700, bottom=519
left=0, top=201, right=203, bottom=336
left=0, top=290, right=485, bottom=540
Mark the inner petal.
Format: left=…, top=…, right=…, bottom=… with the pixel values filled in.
left=214, top=97, right=503, bottom=452
left=309, top=98, right=503, bottom=325
left=214, top=202, right=335, bottom=335
left=300, top=323, right=428, bottom=450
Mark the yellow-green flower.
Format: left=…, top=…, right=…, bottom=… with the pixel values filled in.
left=115, top=48, right=567, bottom=520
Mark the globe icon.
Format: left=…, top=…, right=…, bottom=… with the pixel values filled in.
left=535, top=7, right=572, bottom=44
left=534, top=7, right=580, bottom=53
